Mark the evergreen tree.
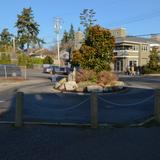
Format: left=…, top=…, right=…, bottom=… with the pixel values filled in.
left=15, top=7, right=44, bottom=51
left=61, top=30, right=69, bottom=44
left=0, top=28, right=13, bottom=46
left=68, top=24, right=75, bottom=41
left=148, top=47, right=160, bottom=70
left=80, top=9, right=97, bottom=37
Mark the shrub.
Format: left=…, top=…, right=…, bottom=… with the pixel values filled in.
left=31, top=58, right=43, bottom=64
left=76, top=69, right=97, bottom=83
left=17, top=53, right=33, bottom=68
left=0, top=53, right=11, bottom=64
left=97, top=71, right=118, bottom=86
left=43, top=56, right=53, bottom=64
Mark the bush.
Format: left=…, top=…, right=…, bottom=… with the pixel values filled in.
left=17, top=53, right=33, bottom=68
left=31, top=58, right=43, bottom=64
left=143, top=65, right=160, bottom=74
left=0, top=53, right=11, bottom=64
left=76, top=69, right=118, bottom=86
left=76, top=69, right=97, bottom=83
left=97, top=71, right=118, bottom=86
left=43, top=56, right=53, bottom=64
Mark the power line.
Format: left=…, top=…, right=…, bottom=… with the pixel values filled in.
left=109, top=8, right=160, bottom=27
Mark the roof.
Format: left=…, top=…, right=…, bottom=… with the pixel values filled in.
left=116, top=36, right=160, bottom=45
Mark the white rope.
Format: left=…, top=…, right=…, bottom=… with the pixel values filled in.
left=99, top=95, right=154, bottom=107
left=47, top=98, right=90, bottom=112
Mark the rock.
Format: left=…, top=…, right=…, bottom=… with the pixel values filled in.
left=87, top=85, right=103, bottom=93
left=114, top=81, right=125, bottom=89
left=65, top=81, right=78, bottom=91
left=53, top=77, right=66, bottom=89
left=59, top=84, right=65, bottom=91
left=103, top=85, right=112, bottom=92
left=59, top=78, right=67, bottom=85
left=54, top=82, right=61, bottom=89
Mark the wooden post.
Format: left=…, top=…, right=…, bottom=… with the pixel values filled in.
left=15, top=92, right=24, bottom=127
left=155, top=89, right=160, bottom=123
left=24, top=66, right=27, bottom=80
left=90, top=92, right=98, bottom=128
left=4, top=65, right=7, bottom=79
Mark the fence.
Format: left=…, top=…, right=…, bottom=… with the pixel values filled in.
left=0, top=90, right=159, bottom=128
left=0, top=64, right=21, bottom=78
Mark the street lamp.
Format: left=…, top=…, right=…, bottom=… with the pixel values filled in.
left=54, top=17, right=62, bottom=67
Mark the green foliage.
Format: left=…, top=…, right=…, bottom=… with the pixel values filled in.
left=72, top=50, right=82, bottom=66
left=61, top=30, right=69, bottom=44
left=31, top=58, right=43, bottom=64
left=74, top=25, right=115, bottom=72
left=148, top=48, right=159, bottom=69
left=0, top=53, right=11, bottom=64
left=17, top=53, right=33, bottom=68
left=80, top=9, right=97, bottom=36
left=68, top=24, right=75, bottom=41
left=15, top=7, right=44, bottom=50
left=61, top=24, right=75, bottom=53
left=43, top=56, right=53, bottom=64
left=0, top=28, right=13, bottom=46
left=143, top=47, right=160, bottom=73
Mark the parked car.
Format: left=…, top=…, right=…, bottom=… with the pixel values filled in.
left=52, top=66, right=72, bottom=75
left=43, top=65, right=72, bottom=75
left=43, top=65, right=53, bottom=73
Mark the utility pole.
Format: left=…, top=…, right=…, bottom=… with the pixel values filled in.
left=12, top=37, right=17, bottom=63
left=54, top=17, right=62, bottom=67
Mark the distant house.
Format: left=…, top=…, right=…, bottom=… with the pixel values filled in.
left=110, top=28, right=160, bottom=72
left=29, top=48, right=55, bottom=59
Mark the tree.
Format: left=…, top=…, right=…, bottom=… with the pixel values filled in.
left=61, top=24, right=75, bottom=62
left=43, top=56, right=53, bottom=64
left=0, top=28, right=13, bottom=45
left=15, top=7, right=44, bottom=51
left=71, top=50, right=82, bottom=66
left=147, top=47, right=160, bottom=71
left=0, top=53, right=11, bottom=64
left=17, top=53, right=33, bottom=68
left=68, top=24, right=75, bottom=41
left=80, top=9, right=97, bottom=36
left=61, top=30, right=69, bottom=44
left=72, top=25, right=115, bottom=72
left=0, top=28, right=13, bottom=51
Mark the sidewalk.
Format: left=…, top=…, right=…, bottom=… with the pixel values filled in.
left=0, top=124, right=159, bottom=160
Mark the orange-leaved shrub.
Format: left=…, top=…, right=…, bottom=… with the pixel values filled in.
left=76, top=69, right=97, bottom=83
left=97, top=71, right=118, bottom=86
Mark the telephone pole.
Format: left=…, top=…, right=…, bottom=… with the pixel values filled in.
left=54, top=17, right=62, bottom=67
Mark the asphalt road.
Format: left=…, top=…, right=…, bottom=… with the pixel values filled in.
left=0, top=70, right=160, bottom=160
left=0, top=69, right=159, bottom=125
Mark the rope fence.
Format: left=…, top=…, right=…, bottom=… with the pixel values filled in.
left=13, top=90, right=160, bottom=128
left=99, top=95, right=154, bottom=107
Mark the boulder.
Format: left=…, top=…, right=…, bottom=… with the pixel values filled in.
left=103, top=85, right=112, bottom=92
left=113, top=81, right=125, bottom=89
left=59, top=83, right=65, bottom=91
left=87, top=85, right=103, bottom=93
left=53, top=77, right=67, bottom=89
left=65, top=81, right=78, bottom=91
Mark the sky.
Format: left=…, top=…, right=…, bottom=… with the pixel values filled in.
left=1, top=0, right=160, bottom=48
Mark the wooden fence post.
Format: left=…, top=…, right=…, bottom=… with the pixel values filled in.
left=90, top=92, right=98, bottom=128
left=15, top=92, right=24, bottom=127
left=155, top=89, right=160, bottom=123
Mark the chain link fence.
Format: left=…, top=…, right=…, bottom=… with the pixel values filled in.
left=0, top=64, right=21, bottom=78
